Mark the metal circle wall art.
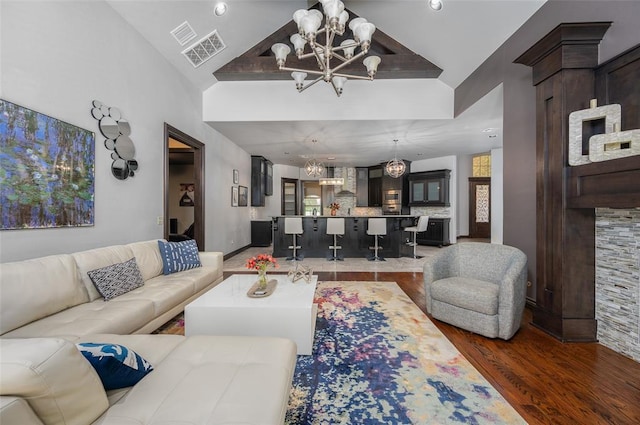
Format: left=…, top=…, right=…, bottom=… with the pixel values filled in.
left=91, top=100, right=139, bottom=180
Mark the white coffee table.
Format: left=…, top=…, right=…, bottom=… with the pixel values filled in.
left=184, top=273, right=318, bottom=355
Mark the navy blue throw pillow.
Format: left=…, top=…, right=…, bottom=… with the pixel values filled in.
left=158, top=239, right=201, bottom=275
left=76, top=342, right=153, bottom=390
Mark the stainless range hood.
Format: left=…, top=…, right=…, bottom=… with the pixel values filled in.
left=335, top=188, right=355, bottom=197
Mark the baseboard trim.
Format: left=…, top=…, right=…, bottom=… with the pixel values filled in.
left=223, top=244, right=252, bottom=261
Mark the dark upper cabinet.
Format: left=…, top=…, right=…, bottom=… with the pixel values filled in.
left=408, top=169, right=450, bottom=206
left=251, top=156, right=272, bottom=206
left=368, top=165, right=383, bottom=207
left=265, top=160, right=273, bottom=196
left=355, top=167, right=369, bottom=207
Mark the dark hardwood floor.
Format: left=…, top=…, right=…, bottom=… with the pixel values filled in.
left=225, top=270, right=640, bottom=425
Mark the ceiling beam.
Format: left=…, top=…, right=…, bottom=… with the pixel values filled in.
left=213, top=5, right=442, bottom=82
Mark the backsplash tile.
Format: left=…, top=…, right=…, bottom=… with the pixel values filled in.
left=595, top=208, right=640, bottom=362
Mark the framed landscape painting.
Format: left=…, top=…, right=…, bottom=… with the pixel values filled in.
left=0, top=99, right=95, bottom=230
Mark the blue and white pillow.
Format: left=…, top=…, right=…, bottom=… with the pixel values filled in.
left=158, top=239, right=201, bottom=275
left=77, top=342, right=153, bottom=390
left=87, top=257, right=144, bottom=301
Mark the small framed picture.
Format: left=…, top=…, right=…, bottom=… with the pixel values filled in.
left=233, top=169, right=239, bottom=184
left=238, top=186, right=248, bottom=207
left=231, top=186, right=238, bottom=207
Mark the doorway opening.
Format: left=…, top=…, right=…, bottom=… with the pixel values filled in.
left=164, top=123, right=205, bottom=250
left=469, top=177, right=491, bottom=239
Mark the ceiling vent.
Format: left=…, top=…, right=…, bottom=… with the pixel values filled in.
left=170, top=21, right=197, bottom=46
left=182, top=30, right=226, bottom=68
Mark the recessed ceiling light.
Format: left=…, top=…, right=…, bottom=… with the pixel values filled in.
left=327, top=156, right=336, bottom=160
left=214, top=2, right=227, bottom=16
left=428, top=0, right=443, bottom=12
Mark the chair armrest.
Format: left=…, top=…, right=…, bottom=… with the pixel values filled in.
left=422, top=247, right=457, bottom=314
left=497, top=253, right=528, bottom=339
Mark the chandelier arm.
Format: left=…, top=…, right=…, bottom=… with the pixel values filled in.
left=310, top=47, right=329, bottom=73
left=331, top=52, right=348, bottom=63
left=279, top=66, right=325, bottom=77
left=295, top=51, right=324, bottom=61
left=330, top=50, right=367, bottom=75
left=332, top=72, right=373, bottom=81
left=298, top=76, right=324, bottom=93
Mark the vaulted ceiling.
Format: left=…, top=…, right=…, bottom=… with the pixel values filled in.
left=107, top=1, right=547, bottom=167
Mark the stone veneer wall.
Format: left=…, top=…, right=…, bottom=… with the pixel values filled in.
left=595, top=208, right=640, bottom=362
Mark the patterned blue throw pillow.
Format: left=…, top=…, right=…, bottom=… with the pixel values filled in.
left=87, top=257, right=144, bottom=301
left=158, top=239, right=201, bottom=275
left=76, top=342, right=153, bottom=390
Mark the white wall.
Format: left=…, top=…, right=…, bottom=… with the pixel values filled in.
left=203, top=79, right=454, bottom=123
left=410, top=156, right=457, bottom=240
left=0, top=0, right=250, bottom=261
left=456, top=155, right=472, bottom=237
left=256, top=164, right=302, bottom=219
left=490, top=148, right=504, bottom=244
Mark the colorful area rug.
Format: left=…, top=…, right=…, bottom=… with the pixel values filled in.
left=156, top=281, right=525, bottom=424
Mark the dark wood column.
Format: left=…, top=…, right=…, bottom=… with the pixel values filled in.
left=514, top=23, right=611, bottom=341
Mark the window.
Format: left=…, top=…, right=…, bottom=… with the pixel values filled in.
left=472, top=154, right=491, bottom=177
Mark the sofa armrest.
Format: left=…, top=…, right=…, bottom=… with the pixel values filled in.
left=0, top=396, right=44, bottom=425
left=199, top=251, right=223, bottom=270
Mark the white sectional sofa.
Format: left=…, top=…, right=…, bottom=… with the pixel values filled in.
left=0, top=240, right=299, bottom=425
left=0, top=239, right=223, bottom=338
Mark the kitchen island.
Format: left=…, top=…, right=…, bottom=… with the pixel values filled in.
left=271, top=215, right=418, bottom=259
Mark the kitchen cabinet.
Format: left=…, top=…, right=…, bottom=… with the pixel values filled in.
left=368, top=166, right=382, bottom=207
left=251, top=220, right=272, bottom=247
left=251, top=156, right=272, bottom=206
left=416, top=218, right=450, bottom=247
left=265, top=160, right=273, bottom=196
left=408, top=169, right=450, bottom=206
left=355, top=167, right=369, bottom=207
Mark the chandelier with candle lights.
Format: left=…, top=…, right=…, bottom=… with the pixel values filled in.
left=270, top=0, right=381, bottom=97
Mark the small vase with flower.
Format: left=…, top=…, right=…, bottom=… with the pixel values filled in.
left=246, top=253, right=278, bottom=292
left=329, top=202, right=340, bottom=216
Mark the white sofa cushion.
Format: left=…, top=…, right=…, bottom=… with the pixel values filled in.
left=1, top=298, right=156, bottom=338
left=115, top=276, right=195, bottom=316
left=127, top=240, right=164, bottom=281
left=0, top=254, right=88, bottom=335
left=92, top=335, right=297, bottom=425
left=73, top=245, right=136, bottom=301
left=0, top=338, right=109, bottom=425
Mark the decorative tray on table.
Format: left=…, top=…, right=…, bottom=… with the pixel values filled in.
left=247, top=279, right=278, bottom=298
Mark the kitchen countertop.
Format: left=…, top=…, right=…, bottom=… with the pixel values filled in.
left=271, top=215, right=417, bottom=218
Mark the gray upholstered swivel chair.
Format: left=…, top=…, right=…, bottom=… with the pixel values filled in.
left=423, top=242, right=528, bottom=340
